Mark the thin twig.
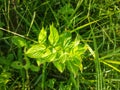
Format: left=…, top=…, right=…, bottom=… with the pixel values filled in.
left=0, top=27, right=38, bottom=43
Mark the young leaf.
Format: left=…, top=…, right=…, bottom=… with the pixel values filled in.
left=48, top=24, right=59, bottom=46
left=26, top=44, right=46, bottom=58
left=40, top=48, right=51, bottom=58
left=59, top=52, right=69, bottom=63
left=11, top=36, right=26, bottom=47
left=53, top=61, right=65, bottom=73
left=36, top=52, right=57, bottom=66
left=44, top=52, right=57, bottom=62
left=38, top=27, right=47, bottom=43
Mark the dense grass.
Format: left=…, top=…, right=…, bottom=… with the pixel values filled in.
left=0, top=0, right=120, bottom=90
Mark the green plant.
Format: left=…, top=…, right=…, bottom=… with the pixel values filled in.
left=0, top=0, right=120, bottom=89
left=25, top=24, right=87, bottom=89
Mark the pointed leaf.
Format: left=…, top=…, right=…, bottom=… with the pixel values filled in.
left=53, top=61, right=65, bottom=73
left=36, top=52, right=57, bottom=66
left=26, top=44, right=46, bottom=58
left=41, top=48, right=51, bottom=58
left=45, top=53, right=57, bottom=62
left=72, top=57, right=83, bottom=72
left=38, top=27, right=47, bottom=43
left=66, top=61, right=78, bottom=77
left=48, top=24, right=59, bottom=46
left=11, top=36, right=26, bottom=47
left=59, top=52, right=69, bottom=63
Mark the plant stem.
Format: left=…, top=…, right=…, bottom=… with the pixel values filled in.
left=41, top=63, right=46, bottom=90
left=26, top=70, right=30, bottom=90
left=70, top=73, right=79, bottom=90
left=91, top=27, right=102, bottom=90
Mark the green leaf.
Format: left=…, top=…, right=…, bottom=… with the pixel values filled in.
left=47, top=79, right=56, bottom=89
left=66, top=61, right=78, bottom=77
left=38, top=27, right=47, bottom=43
left=11, top=36, right=26, bottom=47
left=0, top=72, right=11, bottom=84
left=11, top=61, right=23, bottom=69
left=0, top=56, right=12, bottom=65
left=53, top=61, right=65, bottom=73
left=40, top=48, right=51, bottom=58
left=59, top=82, right=72, bottom=90
left=59, top=52, right=69, bottom=63
left=58, top=4, right=74, bottom=15
left=72, top=57, right=83, bottom=72
left=26, top=44, right=46, bottom=58
left=30, top=64, right=40, bottom=72
left=36, top=53, right=57, bottom=66
left=73, top=44, right=86, bottom=56
left=45, top=52, right=57, bottom=62
left=48, top=24, right=59, bottom=46
left=59, top=31, right=71, bottom=48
